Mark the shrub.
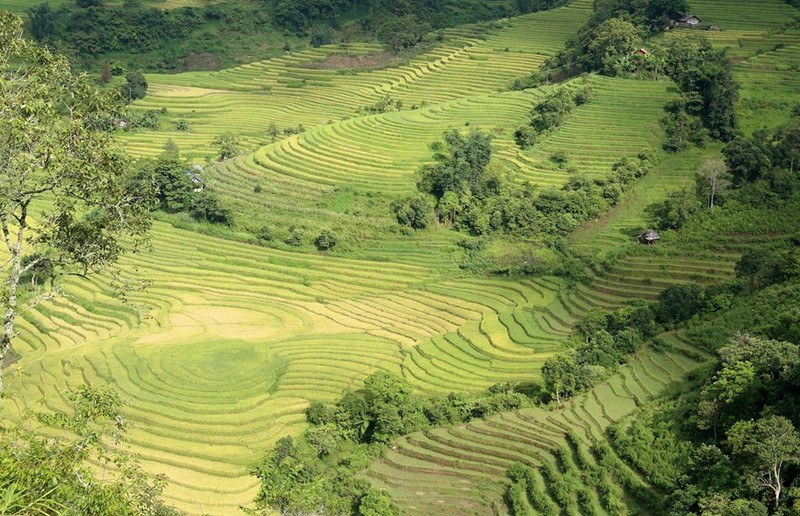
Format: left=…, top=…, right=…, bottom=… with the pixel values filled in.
left=391, top=194, right=432, bottom=229
left=286, top=228, right=304, bottom=246
left=189, top=191, right=232, bottom=225
left=314, top=229, right=337, bottom=250
left=255, top=225, right=273, bottom=242
left=514, top=125, right=538, bottom=148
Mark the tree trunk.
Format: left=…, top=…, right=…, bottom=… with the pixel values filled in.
left=0, top=207, right=26, bottom=410
left=0, top=257, right=20, bottom=410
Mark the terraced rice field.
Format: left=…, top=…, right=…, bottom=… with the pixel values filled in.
left=735, top=43, right=800, bottom=133
left=5, top=0, right=796, bottom=514
left=673, top=0, right=800, bottom=133
left=5, top=220, right=574, bottom=513
left=117, top=0, right=594, bottom=159
left=683, top=0, right=800, bottom=58
left=367, top=334, right=710, bottom=514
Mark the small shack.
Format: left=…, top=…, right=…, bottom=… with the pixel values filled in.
left=637, top=229, right=661, bottom=245
left=675, top=14, right=702, bottom=26
left=632, top=48, right=651, bottom=56
left=185, top=171, right=205, bottom=192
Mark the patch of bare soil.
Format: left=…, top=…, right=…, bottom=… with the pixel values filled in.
left=304, top=51, right=405, bottom=71
left=177, top=52, right=221, bottom=72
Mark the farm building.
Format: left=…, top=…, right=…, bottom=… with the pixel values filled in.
left=637, top=230, right=661, bottom=245
left=675, top=14, right=702, bottom=26
left=632, top=48, right=651, bottom=56
left=185, top=171, right=205, bottom=192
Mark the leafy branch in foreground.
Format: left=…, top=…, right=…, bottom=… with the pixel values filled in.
left=1, top=385, right=179, bottom=515
left=0, top=12, right=153, bottom=405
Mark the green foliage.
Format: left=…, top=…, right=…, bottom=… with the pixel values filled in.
left=543, top=301, right=655, bottom=403
left=0, top=386, right=177, bottom=515
left=515, top=0, right=564, bottom=14
left=514, top=125, right=537, bottom=149
left=255, top=372, right=530, bottom=514
left=120, top=70, right=147, bottom=102
left=656, top=283, right=703, bottom=324
left=314, top=228, right=338, bottom=250
left=27, top=0, right=522, bottom=72
left=211, top=133, right=241, bottom=161
left=286, top=227, right=305, bottom=246
left=358, top=488, right=400, bottom=516
left=529, top=87, right=583, bottom=132
left=189, top=190, right=232, bottom=225
left=139, top=156, right=193, bottom=213
left=415, top=127, right=649, bottom=243
left=611, top=411, right=692, bottom=490
left=586, top=17, right=643, bottom=75
left=727, top=415, right=800, bottom=508
left=662, top=38, right=739, bottom=142
left=538, top=0, right=687, bottom=79
left=722, top=137, right=772, bottom=185
left=647, top=187, right=701, bottom=230
left=0, top=12, right=152, bottom=381
left=391, top=194, right=432, bottom=229
left=357, top=96, right=403, bottom=115
left=661, top=98, right=708, bottom=152
left=418, top=129, right=495, bottom=199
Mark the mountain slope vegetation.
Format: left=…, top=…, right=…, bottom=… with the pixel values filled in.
left=1, top=0, right=799, bottom=514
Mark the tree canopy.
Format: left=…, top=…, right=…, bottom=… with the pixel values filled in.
left=0, top=12, right=152, bottom=403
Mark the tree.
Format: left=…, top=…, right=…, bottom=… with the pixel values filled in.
left=696, top=158, right=730, bottom=209
left=1, top=385, right=176, bottom=515
left=27, top=3, right=55, bottom=43
left=541, top=353, right=577, bottom=405
left=211, top=133, right=241, bottom=161
left=0, top=13, right=152, bottom=405
left=392, top=194, right=432, bottom=229
left=417, top=129, right=494, bottom=198
left=359, top=488, right=400, bottom=515
left=189, top=191, right=232, bottom=224
left=657, top=283, right=702, bottom=323
left=586, top=17, right=643, bottom=74
left=120, top=70, right=148, bottom=102
left=648, top=188, right=701, bottom=230
left=727, top=415, right=800, bottom=509
left=722, top=137, right=771, bottom=185
left=773, top=117, right=800, bottom=173
left=100, top=58, right=111, bottom=84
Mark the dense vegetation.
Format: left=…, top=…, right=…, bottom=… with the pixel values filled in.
left=26, top=0, right=527, bottom=71
left=253, top=371, right=531, bottom=514
left=407, top=121, right=653, bottom=244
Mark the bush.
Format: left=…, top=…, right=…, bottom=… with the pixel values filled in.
left=189, top=191, right=232, bottom=225
left=392, top=194, right=432, bottom=229
left=211, top=133, right=241, bottom=161
left=255, top=225, right=274, bottom=242
left=314, top=229, right=337, bottom=250
left=514, top=125, right=537, bottom=148
left=119, top=70, right=147, bottom=102
left=286, top=228, right=304, bottom=246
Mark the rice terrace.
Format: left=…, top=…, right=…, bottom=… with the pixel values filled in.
left=1, top=0, right=800, bottom=514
